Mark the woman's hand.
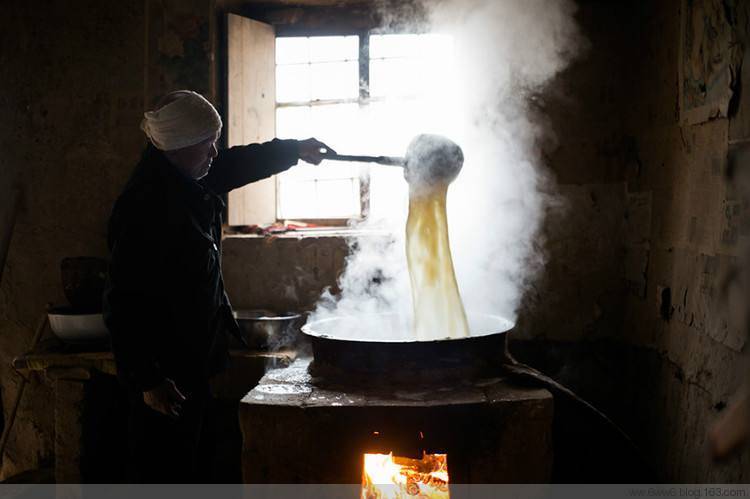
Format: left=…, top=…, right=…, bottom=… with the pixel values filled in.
left=299, top=138, right=336, bottom=165
left=143, top=378, right=186, bottom=418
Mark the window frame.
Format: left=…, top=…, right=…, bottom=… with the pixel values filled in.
left=274, top=31, right=373, bottom=225
left=272, top=28, right=437, bottom=225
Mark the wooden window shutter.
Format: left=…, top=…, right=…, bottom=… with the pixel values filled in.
left=226, top=14, right=277, bottom=226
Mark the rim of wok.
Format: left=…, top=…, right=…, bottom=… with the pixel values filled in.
left=301, top=312, right=514, bottom=343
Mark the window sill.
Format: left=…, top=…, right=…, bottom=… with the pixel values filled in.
left=223, top=227, right=391, bottom=240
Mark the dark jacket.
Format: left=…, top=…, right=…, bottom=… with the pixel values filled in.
left=103, top=139, right=300, bottom=392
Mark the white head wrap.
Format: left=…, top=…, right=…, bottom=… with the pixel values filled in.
left=140, top=90, right=222, bottom=151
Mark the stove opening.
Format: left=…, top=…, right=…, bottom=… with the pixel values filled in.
left=361, top=452, right=450, bottom=498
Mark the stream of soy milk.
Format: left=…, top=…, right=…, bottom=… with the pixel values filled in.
left=405, top=180, right=470, bottom=340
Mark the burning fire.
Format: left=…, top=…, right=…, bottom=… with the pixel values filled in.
left=361, top=452, right=449, bottom=498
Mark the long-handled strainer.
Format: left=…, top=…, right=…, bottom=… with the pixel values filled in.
left=320, top=134, right=464, bottom=185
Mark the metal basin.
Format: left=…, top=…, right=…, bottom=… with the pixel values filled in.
left=48, top=306, right=109, bottom=343
left=233, top=309, right=303, bottom=350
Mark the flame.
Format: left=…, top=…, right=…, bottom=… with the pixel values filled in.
left=361, top=452, right=450, bottom=499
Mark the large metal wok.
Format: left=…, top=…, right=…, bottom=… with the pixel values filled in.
left=302, top=313, right=514, bottom=386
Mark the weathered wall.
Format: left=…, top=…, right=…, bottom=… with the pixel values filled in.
left=0, top=0, right=215, bottom=480
left=222, top=234, right=349, bottom=312
left=517, top=1, right=634, bottom=342
left=616, top=1, right=750, bottom=482
left=517, top=0, right=750, bottom=482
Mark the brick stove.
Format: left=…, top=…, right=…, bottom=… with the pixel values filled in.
left=240, top=358, right=553, bottom=485
left=238, top=315, right=554, bottom=488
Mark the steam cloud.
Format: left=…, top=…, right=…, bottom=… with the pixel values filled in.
left=308, top=0, right=586, bottom=341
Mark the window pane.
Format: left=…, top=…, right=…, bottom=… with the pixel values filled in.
left=278, top=178, right=361, bottom=219
left=277, top=102, right=363, bottom=219
left=370, top=34, right=422, bottom=59
left=308, top=103, right=363, bottom=179
left=370, top=33, right=452, bottom=60
left=369, top=34, right=454, bottom=99
left=276, top=37, right=310, bottom=64
left=309, top=36, right=359, bottom=63
left=276, top=64, right=310, bottom=103
left=363, top=100, right=425, bottom=151
left=282, top=163, right=361, bottom=182
left=281, top=164, right=321, bottom=182
left=277, top=36, right=358, bottom=65
left=310, top=61, right=359, bottom=100
left=369, top=58, right=424, bottom=98
left=276, top=106, right=311, bottom=139
left=278, top=180, right=315, bottom=219
left=369, top=167, right=408, bottom=221
left=308, top=103, right=359, bottom=144
left=316, top=178, right=360, bottom=218
left=414, top=33, right=453, bottom=59
left=277, top=103, right=360, bottom=149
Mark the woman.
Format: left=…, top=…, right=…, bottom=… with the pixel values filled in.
left=103, top=90, right=333, bottom=482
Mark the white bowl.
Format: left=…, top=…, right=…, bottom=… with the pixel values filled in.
left=48, top=308, right=109, bottom=343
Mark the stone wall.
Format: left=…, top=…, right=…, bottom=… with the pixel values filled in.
left=617, top=1, right=750, bottom=482
left=517, top=0, right=750, bottom=482
left=222, top=235, right=349, bottom=313
left=516, top=1, right=634, bottom=342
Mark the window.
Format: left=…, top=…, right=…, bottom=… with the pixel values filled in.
left=274, top=32, right=454, bottom=223
left=275, top=35, right=362, bottom=221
